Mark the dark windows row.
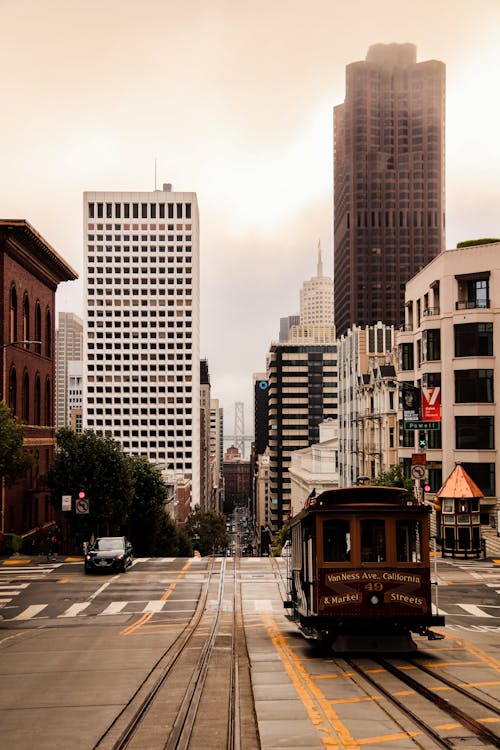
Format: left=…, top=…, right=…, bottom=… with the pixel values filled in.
left=88, top=202, right=192, bottom=220
left=399, top=322, right=493, bottom=371
left=7, top=367, right=51, bottom=425
left=348, top=209, right=440, bottom=229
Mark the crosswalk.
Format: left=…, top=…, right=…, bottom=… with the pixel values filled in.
left=2, top=598, right=197, bottom=621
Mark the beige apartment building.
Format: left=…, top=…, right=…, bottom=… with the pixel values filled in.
left=397, top=241, right=500, bottom=526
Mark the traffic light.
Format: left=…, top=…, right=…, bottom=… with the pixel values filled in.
left=433, top=496, right=441, bottom=512
left=418, top=430, right=427, bottom=448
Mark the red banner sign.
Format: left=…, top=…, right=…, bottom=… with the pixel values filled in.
left=421, top=386, right=441, bottom=422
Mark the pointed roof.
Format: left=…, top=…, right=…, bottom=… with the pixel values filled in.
left=317, top=239, right=323, bottom=277
left=437, top=463, right=483, bottom=499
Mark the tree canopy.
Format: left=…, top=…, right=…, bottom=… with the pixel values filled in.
left=47, top=429, right=190, bottom=555
left=47, top=428, right=134, bottom=537
left=185, top=507, right=227, bottom=556
left=372, top=464, right=413, bottom=492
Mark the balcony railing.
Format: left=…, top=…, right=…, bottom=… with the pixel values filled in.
left=422, top=307, right=440, bottom=317
left=456, top=299, right=490, bottom=310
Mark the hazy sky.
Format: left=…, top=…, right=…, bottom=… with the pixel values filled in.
left=2, top=0, right=499, bottom=435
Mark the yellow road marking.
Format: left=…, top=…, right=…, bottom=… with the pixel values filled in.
left=262, top=612, right=358, bottom=748
left=121, top=612, right=154, bottom=636
left=58, top=578, right=69, bottom=584
left=2, top=559, right=30, bottom=566
left=121, top=559, right=193, bottom=636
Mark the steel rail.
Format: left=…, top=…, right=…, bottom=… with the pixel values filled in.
left=345, top=658, right=457, bottom=750
left=378, top=657, right=500, bottom=749
left=164, top=557, right=229, bottom=750
left=93, top=558, right=218, bottom=750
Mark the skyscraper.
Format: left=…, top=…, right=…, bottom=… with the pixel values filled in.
left=55, top=312, right=83, bottom=428
left=266, top=248, right=337, bottom=530
left=83, top=185, right=200, bottom=505
left=334, top=43, right=445, bottom=337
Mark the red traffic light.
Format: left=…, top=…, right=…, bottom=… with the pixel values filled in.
left=424, top=484, right=431, bottom=492
left=78, top=491, right=86, bottom=499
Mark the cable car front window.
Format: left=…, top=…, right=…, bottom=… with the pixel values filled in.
left=361, top=519, right=386, bottom=562
left=396, top=520, right=422, bottom=562
left=323, top=520, right=351, bottom=562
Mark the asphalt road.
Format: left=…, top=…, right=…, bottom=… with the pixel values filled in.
left=0, top=555, right=498, bottom=749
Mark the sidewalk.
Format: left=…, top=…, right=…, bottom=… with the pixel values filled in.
left=0, top=553, right=83, bottom=565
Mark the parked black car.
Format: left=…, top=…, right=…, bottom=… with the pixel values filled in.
left=84, top=536, right=133, bottom=573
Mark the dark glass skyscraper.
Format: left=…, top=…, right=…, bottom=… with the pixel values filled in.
left=334, top=43, right=445, bottom=337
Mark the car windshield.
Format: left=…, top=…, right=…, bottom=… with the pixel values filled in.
left=94, top=538, right=124, bottom=551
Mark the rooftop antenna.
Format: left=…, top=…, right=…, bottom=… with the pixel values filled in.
left=154, top=158, right=157, bottom=190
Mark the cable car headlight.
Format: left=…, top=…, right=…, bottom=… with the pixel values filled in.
left=367, top=592, right=383, bottom=607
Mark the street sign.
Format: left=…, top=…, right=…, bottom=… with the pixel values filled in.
left=62, top=495, right=72, bottom=511
left=411, top=465, right=426, bottom=480
left=76, top=498, right=90, bottom=514
left=412, top=453, right=427, bottom=465
left=404, top=421, right=440, bottom=430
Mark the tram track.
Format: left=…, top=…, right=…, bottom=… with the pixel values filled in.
left=93, top=557, right=258, bottom=750
left=345, top=655, right=500, bottom=749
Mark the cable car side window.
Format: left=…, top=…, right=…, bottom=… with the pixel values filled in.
left=361, top=519, right=386, bottom=563
left=396, top=520, right=422, bottom=563
left=323, top=520, right=351, bottom=562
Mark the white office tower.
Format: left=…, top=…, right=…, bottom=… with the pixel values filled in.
left=83, top=186, right=200, bottom=505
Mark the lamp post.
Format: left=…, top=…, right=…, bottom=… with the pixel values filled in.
left=1, top=340, right=42, bottom=533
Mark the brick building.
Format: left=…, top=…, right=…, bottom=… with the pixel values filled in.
left=0, top=220, right=77, bottom=535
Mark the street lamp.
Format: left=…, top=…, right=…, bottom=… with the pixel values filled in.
left=1, top=340, right=42, bottom=533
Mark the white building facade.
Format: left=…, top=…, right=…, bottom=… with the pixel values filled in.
left=337, top=322, right=396, bottom=486
left=398, top=241, right=500, bottom=525
left=289, top=419, right=339, bottom=516
left=83, top=185, right=200, bottom=505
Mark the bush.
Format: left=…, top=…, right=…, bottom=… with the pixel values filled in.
left=0, top=533, right=22, bottom=556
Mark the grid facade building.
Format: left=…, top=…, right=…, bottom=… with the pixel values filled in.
left=55, top=312, right=83, bottom=428
left=83, top=186, right=200, bottom=505
left=267, top=343, right=337, bottom=530
left=334, top=43, right=445, bottom=336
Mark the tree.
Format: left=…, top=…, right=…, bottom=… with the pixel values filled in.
left=185, top=508, right=227, bottom=556
left=128, top=455, right=170, bottom=555
left=0, top=402, right=35, bottom=484
left=47, top=428, right=133, bottom=537
left=372, top=464, right=413, bottom=492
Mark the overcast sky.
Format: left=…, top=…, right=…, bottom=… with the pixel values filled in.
left=2, top=0, right=499, bottom=436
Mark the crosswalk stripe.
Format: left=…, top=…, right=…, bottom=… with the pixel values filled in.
left=0, top=584, right=29, bottom=590
left=142, top=600, right=166, bottom=613
left=59, top=602, right=91, bottom=618
left=14, top=604, right=47, bottom=620
left=99, top=601, right=128, bottom=615
left=458, top=603, right=494, bottom=618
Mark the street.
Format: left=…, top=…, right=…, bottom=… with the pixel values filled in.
left=0, top=555, right=499, bottom=749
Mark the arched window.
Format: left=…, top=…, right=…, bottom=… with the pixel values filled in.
left=8, top=367, right=17, bottom=413
left=45, top=378, right=51, bottom=426
left=34, top=302, right=42, bottom=354
left=22, top=371, right=29, bottom=422
left=23, top=295, right=30, bottom=342
left=9, top=286, right=17, bottom=342
left=45, top=309, right=52, bottom=358
left=35, top=374, right=41, bottom=425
